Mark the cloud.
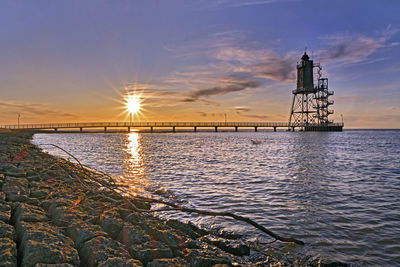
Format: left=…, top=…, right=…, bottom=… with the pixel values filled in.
left=235, top=106, right=251, bottom=112
left=183, top=73, right=261, bottom=102
left=0, top=100, right=79, bottom=119
left=204, top=0, right=300, bottom=8
left=317, top=26, right=399, bottom=65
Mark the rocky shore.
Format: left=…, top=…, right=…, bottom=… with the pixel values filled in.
left=0, top=131, right=284, bottom=267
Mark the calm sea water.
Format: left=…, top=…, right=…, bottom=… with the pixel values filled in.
left=33, top=130, right=400, bottom=265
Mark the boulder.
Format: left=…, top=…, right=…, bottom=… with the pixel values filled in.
left=34, top=264, right=74, bottom=267
left=2, top=177, right=30, bottom=202
left=117, top=224, right=149, bottom=247
left=47, top=199, right=81, bottom=227
left=0, top=192, right=6, bottom=201
left=0, top=220, right=15, bottom=240
left=0, top=237, right=17, bottom=267
left=154, top=229, right=183, bottom=254
left=147, top=257, right=187, bottom=267
left=99, top=211, right=125, bottom=239
left=166, top=219, right=207, bottom=239
left=15, top=221, right=79, bottom=267
left=186, top=249, right=231, bottom=267
left=0, top=173, right=5, bottom=187
left=4, top=166, right=26, bottom=178
left=98, top=257, right=143, bottom=267
left=128, top=241, right=173, bottom=265
left=66, top=223, right=106, bottom=250
left=0, top=202, right=11, bottom=223
left=12, top=202, right=48, bottom=224
left=79, top=235, right=132, bottom=267
left=204, top=237, right=250, bottom=256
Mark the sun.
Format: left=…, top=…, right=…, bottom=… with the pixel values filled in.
left=125, top=95, right=141, bottom=114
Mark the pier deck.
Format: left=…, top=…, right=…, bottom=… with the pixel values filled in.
left=1, top=122, right=343, bottom=132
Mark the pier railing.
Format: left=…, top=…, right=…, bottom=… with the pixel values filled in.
left=0, top=121, right=344, bottom=130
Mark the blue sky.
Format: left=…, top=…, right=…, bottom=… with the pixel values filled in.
left=1, top=0, right=399, bottom=128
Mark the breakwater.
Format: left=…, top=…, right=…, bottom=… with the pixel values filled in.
left=0, top=131, right=291, bottom=267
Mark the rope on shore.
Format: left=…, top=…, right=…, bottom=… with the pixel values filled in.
left=38, top=143, right=305, bottom=246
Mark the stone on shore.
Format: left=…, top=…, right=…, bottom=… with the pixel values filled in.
left=66, top=223, right=107, bottom=250
left=0, top=202, right=12, bottom=223
left=13, top=202, right=48, bottom=224
left=128, top=241, right=173, bottom=265
left=147, top=257, right=186, bottom=267
left=98, top=257, right=143, bottom=267
left=2, top=176, right=30, bottom=202
left=16, top=221, right=79, bottom=267
left=0, top=237, right=17, bottom=267
left=79, top=235, right=133, bottom=267
left=0, top=220, right=15, bottom=240
left=34, top=264, right=74, bottom=267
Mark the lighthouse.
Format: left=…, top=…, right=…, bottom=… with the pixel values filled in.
left=288, top=52, right=340, bottom=131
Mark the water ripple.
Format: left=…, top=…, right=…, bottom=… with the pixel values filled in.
left=33, top=130, right=400, bottom=265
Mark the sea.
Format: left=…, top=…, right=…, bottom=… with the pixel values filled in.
left=32, top=130, right=400, bottom=265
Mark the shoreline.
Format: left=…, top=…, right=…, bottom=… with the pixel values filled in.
left=0, top=131, right=278, bottom=267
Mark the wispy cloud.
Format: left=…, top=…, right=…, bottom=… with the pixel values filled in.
left=235, top=106, right=251, bottom=112
left=317, top=25, right=399, bottom=65
left=0, top=100, right=79, bottom=120
left=183, top=73, right=261, bottom=102
left=203, top=0, right=300, bottom=8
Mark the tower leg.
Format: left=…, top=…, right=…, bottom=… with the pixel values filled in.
left=288, top=94, right=296, bottom=130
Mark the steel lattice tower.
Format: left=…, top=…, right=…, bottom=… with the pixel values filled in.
left=289, top=52, right=335, bottom=129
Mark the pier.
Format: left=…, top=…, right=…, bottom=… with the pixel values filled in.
left=0, top=121, right=343, bottom=132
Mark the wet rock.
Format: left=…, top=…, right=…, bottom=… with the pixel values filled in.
left=13, top=202, right=48, bottom=224
left=47, top=199, right=80, bottom=226
left=128, top=241, right=173, bottom=265
left=186, top=249, right=231, bottom=267
left=2, top=176, right=30, bottom=202
left=0, top=191, right=6, bottom=201
left=130, top=199, right=151, bottom=210
left=98, top=257, right=143, bottom=267
left=30, top=188, right=50, bottom=199
left=0, top=202, right=11, bottom=223
left=204, top=237, right=250, bottom=256
left=120, top=210, right=142, bottom=223
left=0, top=237, right=17, bottom=267
left=66, top=223, right=106, bottom=250
left=166, top=219, right=207, bottom=239
left=34, top=264, right=74, bottom=267
left=154, top=229, right=183, bottom=253
left=117, top=224, right=149, bottom=247
left=4, top=166, right=26, bottom=178
left=0, top=220, right=15, bottom=240
left=0, top=173, right=5, bottom=187
left=99, top=211, right=125, bottom=239
left=147, top=257, right=187, bottom=267
left=79, top=235, right=132, bottom=267
left=16, top=221, right=79, bottom=267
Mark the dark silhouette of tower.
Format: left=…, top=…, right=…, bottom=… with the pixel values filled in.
left=289, top=52, right=337, bottom=130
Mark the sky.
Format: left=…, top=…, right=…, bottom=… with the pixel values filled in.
left=1, top=0, right=400, bottom=128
